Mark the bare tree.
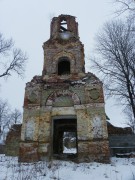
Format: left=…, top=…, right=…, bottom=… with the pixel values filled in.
left=124, top=107, right=135, bottom=133
left=0, top=99, right=11, bottom=142
left=114, top=0, right=135, bottom=18
left=0, top=33, right=27, bottom=79
left=91, top=19, right=135, bottom=131
left=0, top=99, right=23, bottom=143
left=10, top=108, right=22, bottom=124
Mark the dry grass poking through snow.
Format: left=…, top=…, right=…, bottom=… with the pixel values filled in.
left=0, top=154, right=135, bottom=180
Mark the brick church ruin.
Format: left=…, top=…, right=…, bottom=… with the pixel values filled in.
left=19, top=15, right=110, bottom=162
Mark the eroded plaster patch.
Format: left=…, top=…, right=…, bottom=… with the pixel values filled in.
left=25, top=118, right=35, bottom=140
left=92, top=116, right=103, bottom=138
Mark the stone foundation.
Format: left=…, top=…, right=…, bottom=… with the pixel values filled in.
left=78, top=140, right=110, bottom=163
left=19, top=142, right=39, bottom=162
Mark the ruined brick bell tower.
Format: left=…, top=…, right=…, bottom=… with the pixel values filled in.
left=19, top=15, right=110, bottom=162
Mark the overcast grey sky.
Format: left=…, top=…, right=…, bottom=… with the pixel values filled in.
left=0, top=0, right=126, bottom=126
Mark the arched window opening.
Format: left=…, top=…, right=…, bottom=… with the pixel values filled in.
left=60, top=20, right=68, bottom=32
left=58, top=59, right=70, bottom=75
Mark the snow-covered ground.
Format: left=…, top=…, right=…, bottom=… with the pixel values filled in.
left=63, top=147, right=77, bottom=154
left=0, top=154, right=135, bottom=180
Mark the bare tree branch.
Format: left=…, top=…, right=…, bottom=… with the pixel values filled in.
left=10, top=108, right=22, bottom=124
left=0, top=99, right=11, bottom=141
left=0, top=98, right=22, bottom=142
left=91, top=19, right=135, bottom=132
left=0, top=33, right=14, bottom=55
left=113, top=0, right=135, bottom=18
left=0, top=33, right=27, bottom=79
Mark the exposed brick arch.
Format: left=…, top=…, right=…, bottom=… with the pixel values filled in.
left=46, top=90, right=81, bottom=106
left=53, top=51, right=76, bottom=74
left=58, top=57, right=70, bottom=75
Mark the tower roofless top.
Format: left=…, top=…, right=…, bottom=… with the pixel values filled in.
left=50, top=14, right=79, bottom=39
left=52, top=14, right=76, bottom=19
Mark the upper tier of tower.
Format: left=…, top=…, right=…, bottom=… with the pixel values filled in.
left=42, top=14, right=85, bottom=78
left=50, top=14, right=79, bottom=40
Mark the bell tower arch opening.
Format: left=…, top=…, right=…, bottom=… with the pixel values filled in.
left=58, top=57, right=70, bottom=75
left=60, top=19, right=68, bottom=32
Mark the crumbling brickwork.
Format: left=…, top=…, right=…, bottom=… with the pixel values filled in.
left=19, top=14, right=110, bottom=163
left=5, top=124, right=22, bottom=156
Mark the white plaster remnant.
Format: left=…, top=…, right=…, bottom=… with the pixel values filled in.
left=39, top=143, right=49, bottom=153
left=74, top=103, right=104, bottom=110
left=71, top=80, right=85, bottom=85
left=92, top=116, right=103, bottom=138
left=52, top=107, right=76, bottom=116
left=25, top=119, right=35, bottom=140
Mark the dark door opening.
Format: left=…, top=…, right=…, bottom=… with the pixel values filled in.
left=53, top=118, right=77, bottom=158
left=58, top=59, right=70, bottom=75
